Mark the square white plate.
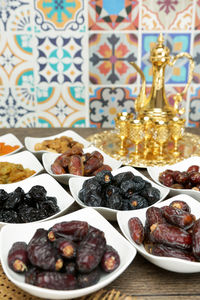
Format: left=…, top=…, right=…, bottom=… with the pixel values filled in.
left=0, top=150, right=43, bottom=185
left=0, top=133, right=23, bottom=156
left=42, top=145, right=122, bottom=185
left=0, top=208, right=136, bottom=299
left=69, top=166, right=170, bottom=221
left=147, top=156, right=200, bottom=201
left=117, top=194, right=200, bottom=273
left=24, top=130, right=91, bottom=160
left=0, top=173, right=74, bottom=229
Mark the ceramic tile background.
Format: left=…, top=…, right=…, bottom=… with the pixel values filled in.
left=0, top=0, right=200, bottom=128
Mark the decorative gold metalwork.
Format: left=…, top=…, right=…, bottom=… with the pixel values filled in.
left=129, top=119, right=144, bottom=161
left=87, top=131, right=200, bottom=168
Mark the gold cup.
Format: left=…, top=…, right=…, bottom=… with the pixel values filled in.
left=153, top=120, right=169, bottom=159
left=129, top=119, right=144, bottom=160
left=143, top=116, right=153, bottom=158
left=169, top=117, right=185, bottom=157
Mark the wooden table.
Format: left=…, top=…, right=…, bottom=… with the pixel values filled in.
left=1, top=127, right=200, bottom=300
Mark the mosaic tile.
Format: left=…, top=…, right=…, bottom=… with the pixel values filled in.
left=193, top=33, right=200, bottom=83
left=35, top=33, right=85, bottom=85
left=0, top=0, right=31, bottom=31
left=36, top=85, right=86, bottom=127
left=195, top=0, right=200, bottom=30
left=0, top=34, right=34, bottom=86
left=141, top=33, right=191, bottom=84
left=89, top=86, right=138, bottom=128
left=89, top=33, right=138, bottom=85
left=0, top=87, right=37, bottom=128
left=88, top=0, right=139, bottom=31
left=142, top=0, right=193, bottom=31
left=34, top=0, right=85, bottom=32
left=188, top=86, right=200, bottom=128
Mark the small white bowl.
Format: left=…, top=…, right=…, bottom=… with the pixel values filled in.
left=0, top=207, right=136, bottom=299
left=0, top=133, right=23, bottom=156
left=0, top=173, right=74, bottom=229
left=69, top=166, right=170, bottom=221
left=117, top=194, right=200, bottom=273
left=24, top=130, right=91, bottom=160
left=147, top=156, right=200, bottom=201
left=42, top=145, right=122, bottom=185
left=0, top=150, right=43, bottom=185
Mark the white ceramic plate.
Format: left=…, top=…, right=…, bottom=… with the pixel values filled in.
left=0, top=207, right=136, bottom=299
left=24, top=130, right=91, bottom=160
left=117, top=194, right=200, bottom=273
left=42, top=145, right=122, bottom=185
left=147, top=156, right=200, bottom=201
left=69, top=166, right=170, bottom=221
left=0, top=173, right=75, bottom=229
left=0, top=133, right=23, bottom=156
left=0, top=150, right=43, bottom=185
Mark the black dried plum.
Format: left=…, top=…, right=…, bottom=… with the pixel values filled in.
left=39, top=200, right=59, bottom=216
left=128, top=194, right=149, bottom=210
left=132, top=176, right=146, bottom=192
left=120, top=180, right=137, bottom=197
left=0, top=189, right=9, bottom=203
left=82, top=178, right=102, bottom=194
left=113, top=171, right=135, bottom=186
left=105, top=185, right=120, bottom=198
left=139, top=181, right=152, bottom=198
left=83, top=191, right=103, bottom=207
left=95, top=170, right=113, bottom=185
left=28, top=185, right=47, bottom=201
left=2, top=210, right=20, bottom=223
left=106, top=193, right=123, bottom=210
left=145, top=186, right=160, bottom=204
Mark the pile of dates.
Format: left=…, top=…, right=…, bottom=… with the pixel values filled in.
left=78, top=170, right=161, bottom=210
left=0, top=185, right=60, bottom=223
left=129, top=200, right=200, bottom=262
left=51, top=146, right=112, bottom=176
left=7, top=220, right=120, bottom=290
left=159, top=165, right=200, bottom=190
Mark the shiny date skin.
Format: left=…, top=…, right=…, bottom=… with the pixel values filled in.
left=36, top=271, right=77, bottom=290
left=150, top=223, right=192, bottom=250
left=8, top=242, right=29, bottom=273
left=101, top=245, right=120, bottom=273
left=162, top=205, right=194, bottom=230
left=128, top=217, right=144, bottom=245
left=192, top=219, right=200, bottom=259
left=170, top=200, right=191, bottom=213
left=146, top=206, right=165, bottom=227
left=151, top=244, right=196, bottom=262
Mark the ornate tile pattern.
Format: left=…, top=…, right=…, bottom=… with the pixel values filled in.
left=142, top=0, right=193, bottom=31
left=88, top=0, right=139, bottom=31
left=89, top=86, right=138, bottom=128
left=0, top=0, right=199, bottom=128
left=89, top=33, right=138, bottom=85
left=141, top=33, right=191, bottom=84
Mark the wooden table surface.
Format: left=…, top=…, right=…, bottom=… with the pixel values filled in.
left=1, top=126, right=200, bottom=300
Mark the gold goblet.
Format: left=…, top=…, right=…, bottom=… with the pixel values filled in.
left=143, top=116, right=153, bottom=158
left=129, top=119, right=144, bottom=161
left=169, top=117, right=185, bottom=157
left=153, top=120, right=169, bottom=159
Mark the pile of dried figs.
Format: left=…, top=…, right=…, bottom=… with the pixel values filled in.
left=7, top=220, right=120, bottom=290
left=129, top=200, right=200, bottom=262
left=78, top=170, right=161, bottom=210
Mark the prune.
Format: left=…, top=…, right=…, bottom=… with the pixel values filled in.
left=105, top=185, right=120, bottom=198
left=27, top=228, right=63, bottom=271
left=68, top=155, right=84, bottom=176
left=143, top=186, right=160, bottom=205
left=4, top=187, right=24, bottom=210
left=36, top=271, right=77, bottom=290
left=0, top=189, right=8, bottom=203
left=39, top=199, right=59, bottom=217
left=8, top=242, right=29, bottom=273
left=77, top=268, right=101, bottom=288
left=113, top=172, right=135, bottom=186
left=54, top=238, right=76, bottom=259
left=76, top=229, right=106, bottom=273
left=63, top=261, right=77, bottom=275
left=2, top=210, right=20, bottom=223
left=82, top=178, right=102, bottom=194
left=100, top=245, right=120, bottom=273
left=84, top=151, right=104, bottom=176
left=128, top=194, right=148, bottom=210
left=95, top=170, right=114, bottom=185
left=106, top=193, right=123, bottom=210
left=120, top=180, right=137, bottom=198
left=18, top=206, right=41, bottom=223
left=151, top=244, right=196, bottom=261
left=139, top=181, right=152, bottom=198
left=28, top=185, right=47, bottom=202
left=170, top=200, right=191, bottom=213
left=128, top=217, right=144, bottom=245
left=162, top=205, right=194, bottom=230
left=48, top=220, right=89, bottom=242
left=150, top=223, right=192, bottom=250
left=146, top=206, right=165, bottom=226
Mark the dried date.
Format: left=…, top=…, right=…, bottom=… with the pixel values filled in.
left=151, top=244, right=196, bottom=262
left=36, top=271, right=77, bottom=290
left=128, top=217, right=144, bottom=245
left=101, top=245, right=120, bottom=272
left=162, top=205, right=194, bottom=230
left=77, top=268, right=101, bottom=288
left=8, top=242, right=29, bottom=273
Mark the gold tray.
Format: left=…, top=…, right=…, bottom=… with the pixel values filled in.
left=87, top=130, right=200, bottom=168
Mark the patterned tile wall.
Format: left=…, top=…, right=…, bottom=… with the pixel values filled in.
left=0, top=0, right=199, bottom=128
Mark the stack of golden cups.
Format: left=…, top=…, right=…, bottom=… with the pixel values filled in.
left=114, top=112, right=185, bottom=163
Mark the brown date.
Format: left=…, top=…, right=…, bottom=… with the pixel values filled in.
left=68, top=155, right=84, bottom=176
left=76, top=229, right=106, bottom=273
left=146, top=206, right=165, bottom=227
left=51, top=162, right=66, bottom=175
left=36, top=271, right=77, bottom=290
left=187, top=165, right=199, bottom=173
left=162, top=205, right=194, bottom=230
left=54, top=238, right=77, bottom=259
left=192, top=219, right=200, bottom=259
left=128, top=217, right=144, bottom=245
left=101, top=245, right=120, bottom=273
left=77, top=268, right=101, bottom=288
left=8, top=242, right=29, bottom=273
left=92, top=164, right=112, bottom=176
left=151, top=244, right=196, bottom=262
left=150, top=223, right=192, bottom=250
left=84, top=151, right=104, bottom=176
left=170, top=200, right=191, bottom=213
left=48, top=220, right=89, bottom=242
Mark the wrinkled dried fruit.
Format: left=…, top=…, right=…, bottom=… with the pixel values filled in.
left=8, top=242, right=29, bottom=273
left=128, top=217, right=144, bottom=245
left=101, top=245, right=120, bottom=272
